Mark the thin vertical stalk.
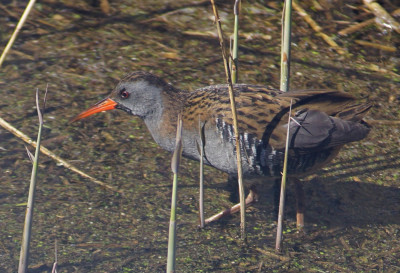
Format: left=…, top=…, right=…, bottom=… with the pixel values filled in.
left=198, top=118, right=205, bottom=228
left=232, top=0, right=240, bottom=84
left=210, top=0, right=246, bottom=240
left=18, top=88, right=47, bottom=273
left=0, top=0, right=37, bottom=68
left=280, top=0, right=293, bottom=92
left=51, top=240, right=58, bottom=273
left=276, top=0, right=293, bottom=252
left=275, top=100, right=293, bottom=252
left=167, top=115, right=183, bottom=273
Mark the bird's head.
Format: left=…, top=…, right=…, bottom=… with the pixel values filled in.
left=71, top=71, right=166, bottom=122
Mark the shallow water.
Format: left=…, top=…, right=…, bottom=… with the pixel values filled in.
left=0, top=0, right=399, bottom=272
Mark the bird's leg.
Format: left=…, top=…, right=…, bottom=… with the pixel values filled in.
left=204, top=186, right=258, bottom=225
left=227, top=174, right=239, bottom=203
left=293, top=178, right=305, bottom=231
left=273, top=178, right=281, bottom=218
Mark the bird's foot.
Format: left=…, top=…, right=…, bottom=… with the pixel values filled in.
left=204, top=187, right=259, bottom=225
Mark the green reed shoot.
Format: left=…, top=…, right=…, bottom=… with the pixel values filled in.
left=167, top=115, right=183, bottom=273
left=18, top=88, right=48, bottom=273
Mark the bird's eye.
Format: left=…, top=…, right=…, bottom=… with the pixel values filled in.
left=120, top=88, right=129, bottom=99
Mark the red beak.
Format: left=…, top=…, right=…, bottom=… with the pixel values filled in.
left=70, top=98, right=118, bottom=122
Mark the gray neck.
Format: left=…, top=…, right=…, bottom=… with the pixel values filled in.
left=142, top=97, right=178, bottom=153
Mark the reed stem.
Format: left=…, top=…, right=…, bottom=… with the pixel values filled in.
left=167, top=115, right=183, bottom=273
left=210, top=0, right=246, bottom=241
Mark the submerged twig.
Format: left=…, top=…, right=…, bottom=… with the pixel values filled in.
left=292, top=0, right=345, bottom=55
left=210, top=0, right=246, bottom=240
left=363, top=0, right=400, bottom=34
left=255, top=247, right=291, bottom=261
left=0, top=117, right=122, bottom=194
left=354, top=40, right=396, bottom=52
left=339, top=6, right=400, bottom=37
left=183, top=30, right=272, bottom=41
left=338, top=18, right=375, bottom=36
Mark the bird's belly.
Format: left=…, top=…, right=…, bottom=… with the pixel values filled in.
left=180, top=129, right=262, bottom=176
left=177, top=124, right=341, bottom=178
left=181, top=136, right=340, bottom=178
left=257, top=146, right=340, bottom=177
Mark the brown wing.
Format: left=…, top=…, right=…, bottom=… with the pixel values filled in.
left=268, top=90, right=372, bottom=150
left=183, top=84, right=286, bottom=139
left=183, top=85, right=371, bottom=151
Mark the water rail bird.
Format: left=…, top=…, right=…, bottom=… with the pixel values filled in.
left=72, top=71, right=371, bottom=227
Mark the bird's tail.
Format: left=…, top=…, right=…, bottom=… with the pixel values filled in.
left=336, top=102, right=373, bottom=122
